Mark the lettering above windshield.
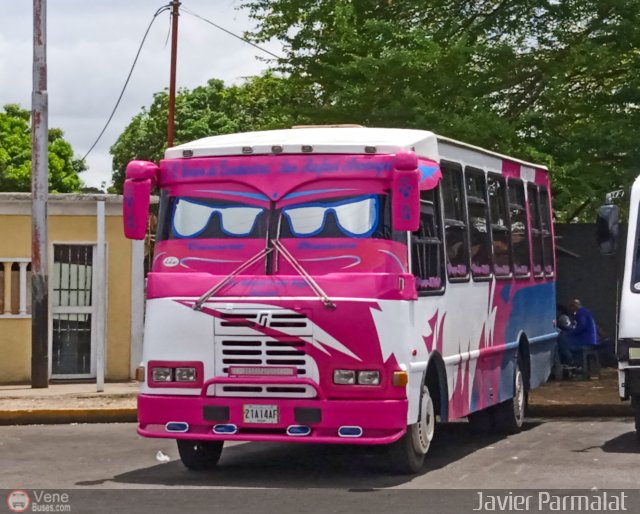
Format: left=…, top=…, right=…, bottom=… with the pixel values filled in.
left=280, top=196, right=380, bottom=238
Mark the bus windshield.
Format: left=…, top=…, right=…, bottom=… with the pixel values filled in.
left=157, top=193, right=392, bottom=241
left=158, top=196, right=268, bottom=240
left=278, top=195, right=390, bottom=239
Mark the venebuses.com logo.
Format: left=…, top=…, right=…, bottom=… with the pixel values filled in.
left=6, top=491, right=30, bottom=513
left=6, top=490, right=71, bottom=512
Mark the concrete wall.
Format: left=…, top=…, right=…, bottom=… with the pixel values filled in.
left=555, top=223, right=627, bottom=341
left=0, top=194, right=134, bottom=384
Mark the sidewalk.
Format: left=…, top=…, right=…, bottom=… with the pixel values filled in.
left=0, top=382, right=137, bottom=425
left=0, top=369, right=633, bottom=425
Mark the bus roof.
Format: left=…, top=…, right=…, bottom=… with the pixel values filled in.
left=165, top=127, right=548, bottom=172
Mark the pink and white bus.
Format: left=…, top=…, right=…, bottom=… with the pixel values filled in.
left=123, top=127, right=557, bottom=473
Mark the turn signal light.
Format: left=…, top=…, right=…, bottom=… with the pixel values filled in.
left=393, top=371, right=408, bottom=387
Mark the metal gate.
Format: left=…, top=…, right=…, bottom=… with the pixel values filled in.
left=50, top=244, right=96, bottom=378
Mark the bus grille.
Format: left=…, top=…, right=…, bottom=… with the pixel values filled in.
left=212, top=309, right=318, bottom=398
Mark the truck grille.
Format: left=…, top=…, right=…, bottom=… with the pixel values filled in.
left=212, top=308, right=318, bottom=398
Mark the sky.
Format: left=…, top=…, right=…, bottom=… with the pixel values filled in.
left=0, top=0, right=281, bottom=188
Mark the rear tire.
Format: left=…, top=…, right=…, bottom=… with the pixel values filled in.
left=387, top=385, right=435, bottom=474
left=492, top=360, right=527, bottom=435
left=177, top=439, right=223, bottom=470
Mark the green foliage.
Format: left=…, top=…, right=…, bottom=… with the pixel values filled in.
left=112, top=1, right=640, bottom=220
left=0, top=104, right=85, bottom=193
left=241, top=0, right=640, bottom=221
left=110, top=74, right=311, bottom=192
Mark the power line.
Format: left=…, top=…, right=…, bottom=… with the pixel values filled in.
left=180, top=5, right=283, bottom=60
left=81, top=4, right=172, bottom=162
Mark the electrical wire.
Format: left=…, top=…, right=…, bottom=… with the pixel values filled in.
left=180, top=5, right=283, bottom=60
left=81, top=4, right=172, bottom=162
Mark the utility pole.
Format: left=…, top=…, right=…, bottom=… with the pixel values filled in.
left=167, top=0, right=180, bottom=148
left=31, top=0, right=49, bottom=388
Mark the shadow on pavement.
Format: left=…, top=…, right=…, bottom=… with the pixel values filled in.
left=77, top=421, right=540, bottom=489
left=600, top=431, right=640, bottom=454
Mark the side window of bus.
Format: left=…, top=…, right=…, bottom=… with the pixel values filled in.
left=488, top=175, right=512, bottom=277
left=441, top=162, right=469, bottom=280
left=508, top=179, right=530, bottom=276
left=539, top=187, right=554, bottom=276
left=411, top=187, right=445, bottom=293
left=527, top=184, right=545, bottom=277
left=465, top=167, right=492, bottom=279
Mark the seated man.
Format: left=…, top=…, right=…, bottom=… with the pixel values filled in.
left=558, top=299, right=598, bottom=367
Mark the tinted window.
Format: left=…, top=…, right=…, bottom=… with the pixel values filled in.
left=488, top=175, right=512, bottom=277
left=412, top=187, right=445, bottom=292
left=539, top=187, right=554, bottom=276
left=527, top=184, right=544, bottom=276
left=508, top=180, right=530, bottom=276
left=441, top=162, right=469, bottom=279
left=465, top=168, right=492, bottom=278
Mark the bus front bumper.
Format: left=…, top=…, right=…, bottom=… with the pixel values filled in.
left=137, top=393, right=408, bottom=445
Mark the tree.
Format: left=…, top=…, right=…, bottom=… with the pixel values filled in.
left=110, top=74, right=312, bottom=192
left=241, top=0, right=640, bottom=220
left=0, top=104, right=85, bottom=192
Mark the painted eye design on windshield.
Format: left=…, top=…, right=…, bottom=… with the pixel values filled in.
left=282, top=196, right=379, bottom=238
left=172, top=199, right=264, bottom=237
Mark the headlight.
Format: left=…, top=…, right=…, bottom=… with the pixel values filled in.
left=152, top=367, right=173, bottom=382
left=333, top=369, right=356, bottom=385
left=175, top=367, right=197, bottom=382
left=357, top=370, right=380, bottom=385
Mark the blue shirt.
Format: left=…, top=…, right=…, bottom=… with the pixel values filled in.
left=565, top=307, right=598, bottom=346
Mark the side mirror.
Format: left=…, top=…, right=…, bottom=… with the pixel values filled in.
left=596, top=204, right=619, bottom=255
left=391, top=151, right=420, bottom=232
left=123, top=160, right=158, bottom=240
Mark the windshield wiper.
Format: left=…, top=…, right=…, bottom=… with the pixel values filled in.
left=272, top=239, right=336, bottom=309
left=193, top=246, right=274, bottom=311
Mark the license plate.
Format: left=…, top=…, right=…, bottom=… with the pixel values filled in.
left=629, top=347, right=640, bottom=360
left=243, top=404, right=279, bottom=424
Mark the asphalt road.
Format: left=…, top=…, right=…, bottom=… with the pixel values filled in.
left=0, top=420, right=638, bottom=513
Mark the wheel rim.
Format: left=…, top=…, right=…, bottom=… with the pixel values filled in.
left=412, top=387, right=435, bottom=454
left=513, top=367, right=525, bottom=426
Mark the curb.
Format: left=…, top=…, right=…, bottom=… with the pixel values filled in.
left=528, top=403, right=634, bottom=418
left=0, top=408, right=137, bottom=426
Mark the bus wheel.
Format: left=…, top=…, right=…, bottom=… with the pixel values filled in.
left=493, top=358, right=527, bottom=434
left=492, top=360, right=526, bottom=435
left=387, top=384, right=435, bottom=474
left=177, top=439, right=223, bottom=470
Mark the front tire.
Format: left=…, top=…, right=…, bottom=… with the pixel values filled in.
left=177, top=439, right=223, bottom=470
left=387, top=385, right=435, bottom=474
